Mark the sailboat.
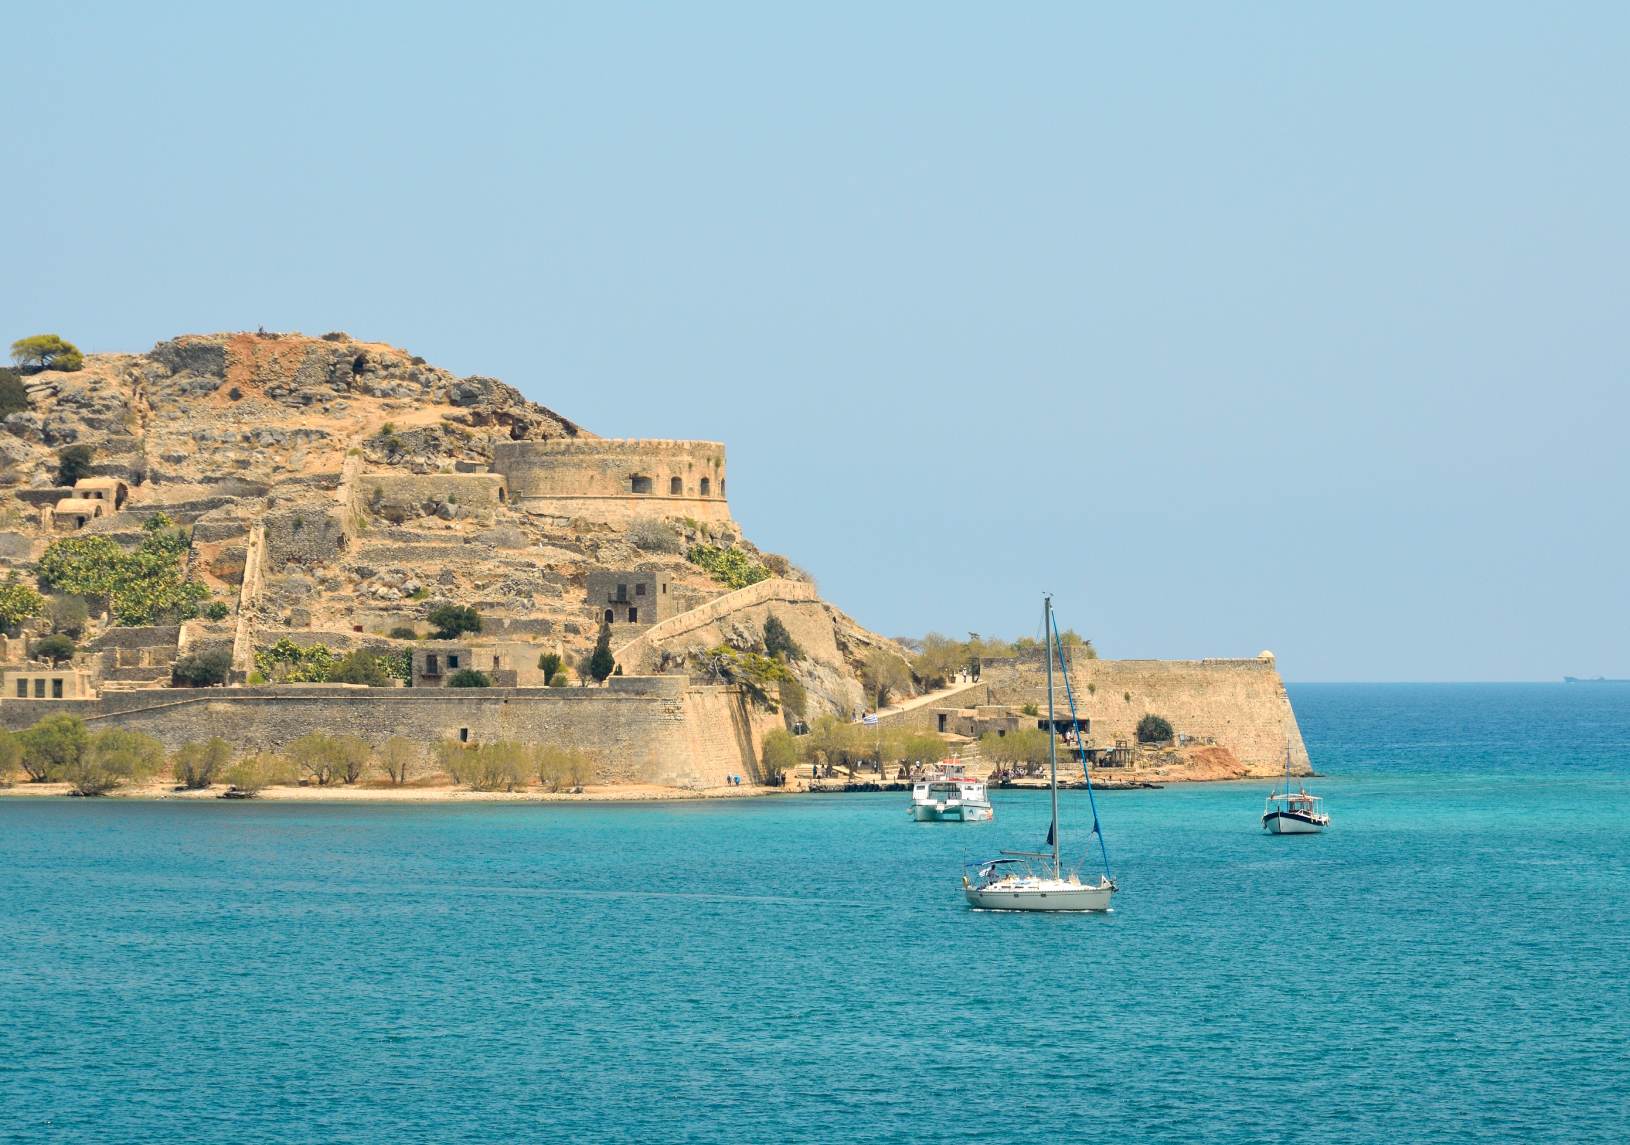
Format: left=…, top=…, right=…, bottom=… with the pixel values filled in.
left=963, top=594, right=1117, bottom=912
left=1260, top=744, right=1329, bottom=834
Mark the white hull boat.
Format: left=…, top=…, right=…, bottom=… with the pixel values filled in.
left=1261, top=747, right=1329, bottom=834
left=913, top=801, right=994, bottom=822
left=963, top=596, right=1117, bottom=915
left=964, top=875, right=1115, bottom=912
left=910, top=763, right=993, bottom=822
left=1262, top=809, right=1326, bottom=834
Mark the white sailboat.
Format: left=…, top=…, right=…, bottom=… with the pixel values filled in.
left=963, top=595, right=1117, bottom=912
left=1261, top=745, right=1329, bottom=834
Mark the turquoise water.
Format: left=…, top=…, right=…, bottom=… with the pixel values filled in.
left=1, top=684, right=1626, bottom=1143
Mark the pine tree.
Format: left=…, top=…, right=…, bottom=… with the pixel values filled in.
left=588, top=622, right=616, bottom=682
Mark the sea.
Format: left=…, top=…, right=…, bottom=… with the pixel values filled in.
left=0, top=683, right=1626, bottom=1144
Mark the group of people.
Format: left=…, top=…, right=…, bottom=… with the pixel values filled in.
left=723, top=773, right=746, bottom=786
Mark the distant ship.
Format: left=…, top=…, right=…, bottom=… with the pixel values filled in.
left=1563, top=676, right=1630, bottom=684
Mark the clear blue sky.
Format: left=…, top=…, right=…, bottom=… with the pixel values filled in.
left=7, top=3, right=1627, bottom=681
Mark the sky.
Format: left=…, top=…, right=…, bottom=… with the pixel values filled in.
left=6, top=2, right=1627, bottom=681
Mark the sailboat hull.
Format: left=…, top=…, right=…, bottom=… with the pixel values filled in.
left=1262, top=811, right=1327, bottom=834
left=963, top=881, right=1115, bottom=912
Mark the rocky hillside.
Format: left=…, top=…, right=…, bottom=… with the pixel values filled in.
left=0, top=331, right=904, bottom=715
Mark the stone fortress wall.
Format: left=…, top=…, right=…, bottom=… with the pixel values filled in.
left=0, top=677, right=773, bottom=788
left=492, top=439, right=731, bottom=525
left=882, top=652, right=1309, bottom=776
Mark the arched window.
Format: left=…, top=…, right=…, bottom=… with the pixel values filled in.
left=631, top=475, right=652, bottom=494
left=605, top=609, right=614, bottom=624
left=699, top=477, right=711, bottom=496
left=669, top=476, right=683, bottom=495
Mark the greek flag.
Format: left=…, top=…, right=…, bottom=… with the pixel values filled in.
left=861, top=712, right=878, bottom=726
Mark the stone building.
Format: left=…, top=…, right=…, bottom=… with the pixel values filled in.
left=492, top=439, right=730, bottom=525
left=5, top=668, right=97, bottom=701
left=586, top=570, right=674, bottom=626
left=411, top=641, right=553, bottom=688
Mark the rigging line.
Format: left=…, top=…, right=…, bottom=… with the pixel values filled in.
left=1050, top=607, right=1114, bottom=881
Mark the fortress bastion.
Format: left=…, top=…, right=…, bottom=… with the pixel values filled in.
left=492, top=439, right=730, bottom=525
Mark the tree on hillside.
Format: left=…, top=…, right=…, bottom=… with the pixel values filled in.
left=538, top=651, right=563, bottom=681
left=428, top=603, right=481, bottom=640
left=328, top=650, right=392, bottom=687
left=588, top=622, right=616, bottom=682
left=861, top=650, right=911, bottom=710
left=47, top=594, right=89, bottom=638
left=172, top=647, right=232, bottom=687
left=762, top=614, right=803, bottom=662
left=0, top=368, right=29, bottom=417
left=55, top=444, right=94, bottom=486
left=11, top=334, right=84, bottom=373
left=0, top=573, right=44, bottom=632
left=1137, top=714, right=1174, bottom=744
left=33, top=634, right=75, bottom=665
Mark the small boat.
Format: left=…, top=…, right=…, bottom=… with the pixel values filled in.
left=1261, top=746, right=1329, bottom=834
left=964, top=595, right=1117, bottom=912
left=909, top=760, right=993, bottom=822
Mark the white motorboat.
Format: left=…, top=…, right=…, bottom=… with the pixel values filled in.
left=964, top=595, right=1117, bottom=913
left=910, top=761, right=993, bottom=822
left=1261, top=747, right=1330, bottom=834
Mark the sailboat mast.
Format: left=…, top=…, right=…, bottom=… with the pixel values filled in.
left=1045, top=594, right=1060, bottom=879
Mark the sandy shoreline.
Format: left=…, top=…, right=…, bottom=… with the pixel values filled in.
left=0, top=780, right=786, bottom=804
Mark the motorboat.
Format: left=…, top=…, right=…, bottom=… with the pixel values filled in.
left=910, top=760, right=993, bottom=822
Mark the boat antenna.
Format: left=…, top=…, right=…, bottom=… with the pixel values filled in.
left=1044, top=593, right=1060, bottom=880
left=1049, top=604, right=1113, bottom=883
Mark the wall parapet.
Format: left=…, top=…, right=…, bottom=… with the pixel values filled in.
left=613, top=578, right=820, bottom=669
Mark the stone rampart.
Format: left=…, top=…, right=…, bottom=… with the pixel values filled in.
left=492, top=439, right=731, bottom=525
left=965, top=654, right=1308, bottom=775
left=614, top=579, right=821, bottom=671
left=0, top=677, right=763, bottom=788
left=355, top=472, right=507, bottom=515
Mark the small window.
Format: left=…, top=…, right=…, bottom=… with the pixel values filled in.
left=15, top=680, right=25, bottom=698
left=720, top=479, right=726, bottom=496
left=669, top=476, right=682, bottom=495
left=635, top=583, right=646, bottom=596
left=631, top=475, right=652, bottom=494
left=616, top=584, right=627, bottom=601
left=33, top=679, right=45, bottom=698
left=51, top=678, right=63, bottom=699
left=605, top=609, right=614, bottom=623
left=492, top=656, right=501, bottom=669
left=448, top=655, right=460, bottom=669
left=628, top=607, right=638, bottom=623
left=425, top=654, right=439, bottom=674
left=661, top=583, right=667, bottom=593
left=458, top=728, right=470, bottom=743
left=699, top=477, right=711, bottom=496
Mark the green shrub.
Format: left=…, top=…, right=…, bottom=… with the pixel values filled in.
left=0, top=728, right=21, bottom=785
left=538, top=652, right=563, bottom=680
left=548, top=672, right=569, bottom=687
left=1137, top=714, right=1174, bottom=744
left=287, top=732, right=371, bottom=785
left=448, top=668, right=491, bottom=688
left=38, top=515, right=208, bottom=626
left=327, top=650, right=393, bottom=687
left=388, top=625, right=419, bottom=640
left=11, top=334, right=84, bottom=373
left=59, top=729, right=164, bottom=795
left=33, top=633, right=76, bottom=665
left=172, top=647, right=232, bottom=687
left=55, top=444, right=95, bottom=485
left=588, top=623, right=615, bottom=682
left=447, top=740, right=529, bottom=791
left=254, top=638, right=334, bottom=683
left=222, top=752, right=294, bottom=796
left=763, top=614, right=803, bottom=661
left=531, top=744, right=596, bottom=791
left=0, top=368, right=29, bottom=417
left=686, top=544, right=770, bottom=589
left=47, top=594, right=89, bottom=637
left=203, top=601, right=230, bottom=621
left=428, top=603, right=481, bottom=639
left=0, top=573, right=44, bottom=630
left=18, top=714, right=88, bottom=782
left=171, top=738, right=232, bottom=789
